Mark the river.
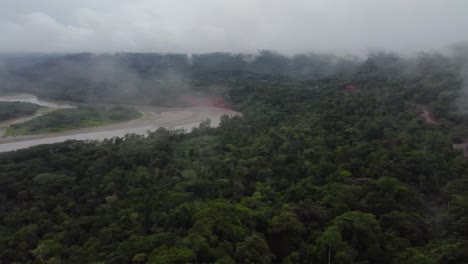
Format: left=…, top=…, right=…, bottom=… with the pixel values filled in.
left=0, top=94, right=239, bottom=152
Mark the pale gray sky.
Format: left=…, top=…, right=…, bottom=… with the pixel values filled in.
left=0, top=0, right=467, bottom=54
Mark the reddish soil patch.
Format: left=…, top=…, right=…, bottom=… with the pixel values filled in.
left=181, top=95, right=231, bottom=110
left=420, top=106, right=438, bottom=124
left=344, top=84, right=360, bottom=92
left=419, top=106, right=468, bottom=158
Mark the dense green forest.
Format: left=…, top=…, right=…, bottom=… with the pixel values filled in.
left=0, top=101, right=40, bottom=121
left=0, top=51, right=358, bottom=106
left=6, top=106, right=142, bottom=135
left=1, top=51, right=468, bottom=263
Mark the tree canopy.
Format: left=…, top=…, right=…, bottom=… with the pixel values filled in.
left=1, top=51, right=468, bottom=263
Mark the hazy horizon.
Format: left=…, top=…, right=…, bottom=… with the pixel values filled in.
left=0, top=0, right=467, bottom=55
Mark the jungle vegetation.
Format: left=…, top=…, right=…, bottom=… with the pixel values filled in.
left=6, top=106, right=142, bottom=135
left=1, top=51, right=468, bottom=263
left=0, top=101, right=40, bottom=122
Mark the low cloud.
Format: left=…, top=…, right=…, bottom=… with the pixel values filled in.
left=0, top=0, right=467, bottom=55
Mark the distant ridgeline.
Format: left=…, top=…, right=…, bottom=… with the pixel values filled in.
left=0, top=51, right=359, bottom=106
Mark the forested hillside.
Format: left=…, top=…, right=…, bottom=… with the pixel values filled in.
left=1, top=51, right=468, bottom=263
left=0, top=51, right=357, bottom=106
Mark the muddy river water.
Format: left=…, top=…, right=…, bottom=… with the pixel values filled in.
left=0, top=94, right=239, bottom=152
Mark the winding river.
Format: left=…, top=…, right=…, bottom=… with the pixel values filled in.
left=0, top=94, right=239, bottom=152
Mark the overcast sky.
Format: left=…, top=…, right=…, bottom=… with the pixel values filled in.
left=0, top=0, right=467, bottom=55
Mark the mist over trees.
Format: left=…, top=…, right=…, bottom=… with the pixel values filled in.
left=0, top=51, right=360, bottom=105
left=2, top=47, right=468, bottom=109
left=2, top=46, right=468, bottom=263
left=0, top=101, right=40, bottom=121
left=2, top=0, right=468, bottom=263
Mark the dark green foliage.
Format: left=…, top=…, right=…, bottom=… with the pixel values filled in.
left=7, top=106, right=142, bottom=135
left=2, top=51, right=468, bottom=263
left=0, top=52, right=358, bottom=106
left=0, top=101, right=40, bottom=121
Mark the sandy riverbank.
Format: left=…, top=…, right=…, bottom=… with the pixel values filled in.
left=0, top=106, right=238, bottom=144
left=0, top=93, right=240, bottom=152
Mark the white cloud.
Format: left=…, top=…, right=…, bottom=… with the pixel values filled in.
left=0, top=12, right=91, bottom=52
left=0, top=0, right=467, bottom=54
